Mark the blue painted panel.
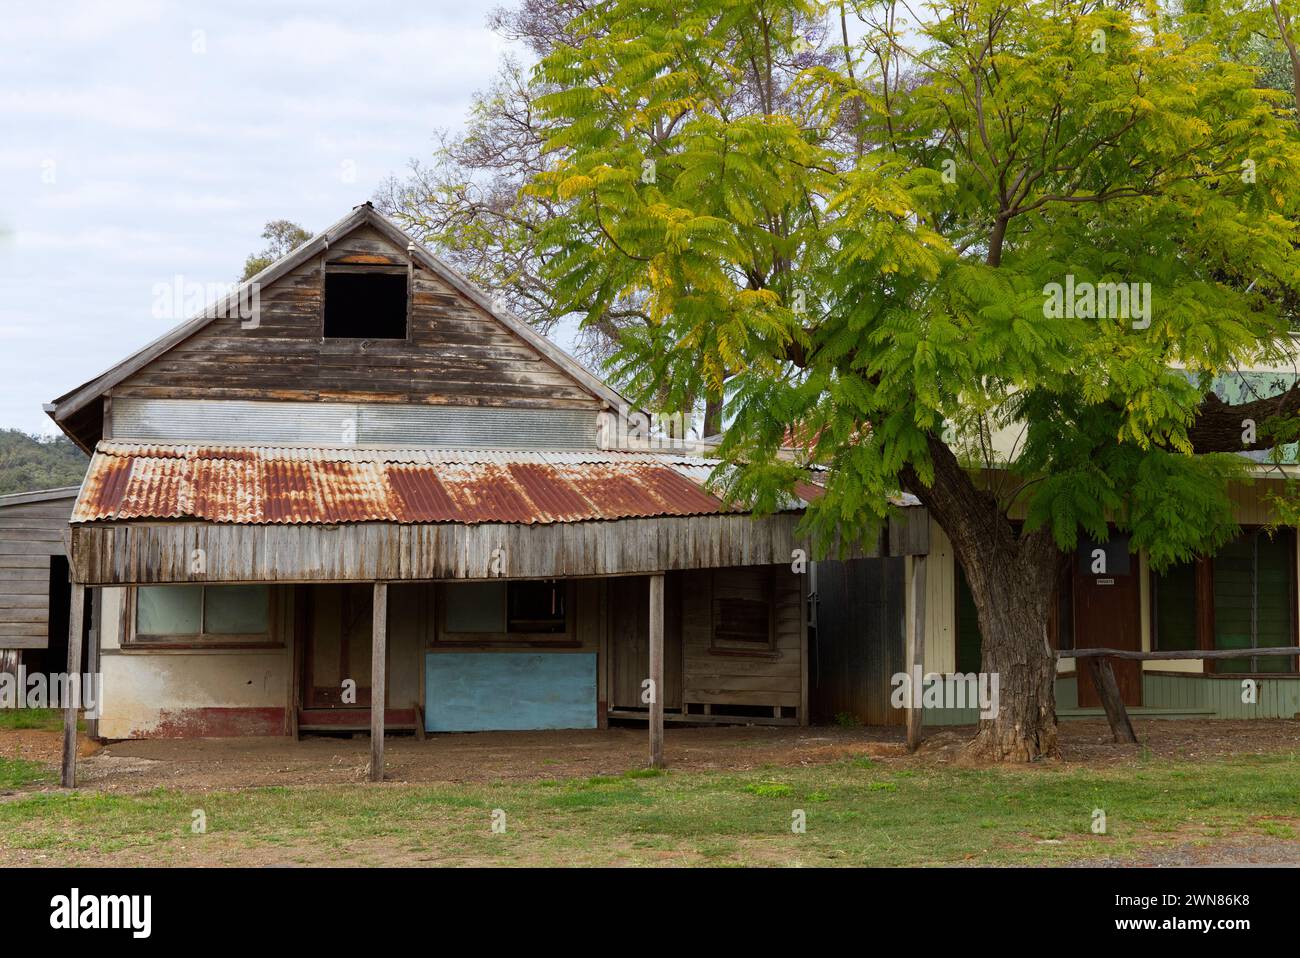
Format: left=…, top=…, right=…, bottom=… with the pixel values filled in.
left=425, top=652, right=597, bottom=732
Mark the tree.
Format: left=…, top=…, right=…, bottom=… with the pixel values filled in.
left=241, top=220, right=313, bottom=281
left=528, top=0, right=1300, bottom=760
left=377, top=0, right=833, bottom=433
left=0, top=430, right=87, bottom=494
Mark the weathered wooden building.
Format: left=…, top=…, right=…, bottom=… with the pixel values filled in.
left=43, top=202, right=928, bottom=783
left=0, top=486, right=88, bottom=679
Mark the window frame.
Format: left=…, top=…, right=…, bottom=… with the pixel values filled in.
left=124, top=584, right=282, bottom=650
left=320, top=264, right=412, bottom=343
left=435, top=579, right=577, bottom=646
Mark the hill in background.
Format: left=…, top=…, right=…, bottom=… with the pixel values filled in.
left=0, top=430, right=88, bottom=495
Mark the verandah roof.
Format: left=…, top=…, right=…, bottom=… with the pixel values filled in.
left=71, top=443, right=791, bottom=526
left=65, top=444, right=927, bottom=585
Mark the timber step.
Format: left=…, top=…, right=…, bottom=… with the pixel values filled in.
left=1058, top=706, right=1215, bottom=720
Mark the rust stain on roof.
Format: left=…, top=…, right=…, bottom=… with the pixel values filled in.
left=71, top=443, right=761, bottom=526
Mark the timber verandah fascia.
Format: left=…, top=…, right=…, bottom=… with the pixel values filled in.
left=67, top=510, right=929, bottom=586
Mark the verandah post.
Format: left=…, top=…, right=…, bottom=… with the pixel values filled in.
left=648, top=572, right=665, bottom=769
left=61, top=582, right=85, bottom=788
left=905, top=555, right=927, bottom=752
left=370, top=582, right=388, bottom=782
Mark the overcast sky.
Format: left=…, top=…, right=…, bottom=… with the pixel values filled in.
left=0, top=1, right=526, bottom=435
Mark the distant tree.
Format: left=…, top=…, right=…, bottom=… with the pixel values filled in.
left=0, top=431, right=88, bottom=495
left=241, top=220, right=313, bottom=281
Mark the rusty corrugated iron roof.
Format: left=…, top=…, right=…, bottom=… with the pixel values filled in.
left=71, top=442, right=767, bottom=526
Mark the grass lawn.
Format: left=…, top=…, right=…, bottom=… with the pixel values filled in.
left=0, top=709, right=65, bottom=732
left=2, top=752, right=1297, bottom=866
left=0, top=757, right=54, bottom=790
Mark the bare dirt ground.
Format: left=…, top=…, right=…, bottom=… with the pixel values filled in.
left=2, top=718, right=1296, bottom=794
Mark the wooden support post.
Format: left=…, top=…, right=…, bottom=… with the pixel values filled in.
left=906, top=556, right=927, bottom=752
left=1085, top=657, right=1138, bottom=744
left=648, top=573, right=665, bottom=769
left=369, top=583, right=388, bottom=782
left=86, top=588, right=101, bottom=741
left=61, top=583, right=85, bottom=788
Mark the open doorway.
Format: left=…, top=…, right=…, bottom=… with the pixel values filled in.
left=27, top=555, right=90, bottom=677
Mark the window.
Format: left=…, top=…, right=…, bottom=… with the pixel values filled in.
left=440, top=580, right=570, bottom=641
left=323, top=271, right=408, bottom=339
left=1152, top=529, right=1297, bottom=673
left=507, top=579, right=567, bottom=634
left=131, top=585, right=273, bottom=646
left=711, top=569, right=774, bottom=651
left=1153, top=561, right=1198, bottom=652
left=1213, top=530, right=1295, bottom=673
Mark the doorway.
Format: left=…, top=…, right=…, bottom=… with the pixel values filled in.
left=1073, top=536, right=1143, bottom=707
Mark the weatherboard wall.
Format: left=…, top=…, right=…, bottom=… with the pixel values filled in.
left=0, top=489, right=78, bottom=651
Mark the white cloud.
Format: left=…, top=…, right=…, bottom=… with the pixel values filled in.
left=0, top=0, right=524, bottom=435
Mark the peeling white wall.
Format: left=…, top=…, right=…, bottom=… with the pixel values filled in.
left=96, top=586, right=290, bottom=739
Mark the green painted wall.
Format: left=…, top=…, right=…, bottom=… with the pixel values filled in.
left=919, top=673, right=1299, bottom=725
left=1143, top=673, right=1300, bottom=719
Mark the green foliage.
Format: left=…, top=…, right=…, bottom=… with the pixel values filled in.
left=0, top=430, right=87, bottom=495
left=241, top=220, right=312, bottom=281
left=528, top=0, right=1300, bottom=566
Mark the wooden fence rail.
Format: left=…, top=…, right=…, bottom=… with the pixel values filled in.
left=1058, top=647, right=1300, bottom=661
left=1053, top=647, right=1300, bottom=743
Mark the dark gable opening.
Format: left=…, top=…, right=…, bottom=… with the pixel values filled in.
left=323, top=271, right=408, bottom=339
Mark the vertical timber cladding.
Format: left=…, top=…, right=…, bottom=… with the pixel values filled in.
left=109, top=224, right=604, bottom=412
left=810, top=558, right=907, bottom=726
left=681, top=565, right=806, bottom=719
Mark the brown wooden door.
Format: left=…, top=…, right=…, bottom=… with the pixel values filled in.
left=1073, top=541, right=1142, bottom=707
left=302, top=585, right=375, bottom=708
left=608, top=575, right=681, bottom=710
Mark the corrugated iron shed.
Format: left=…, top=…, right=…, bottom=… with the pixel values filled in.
left=72, top=442, right=770, bottom=526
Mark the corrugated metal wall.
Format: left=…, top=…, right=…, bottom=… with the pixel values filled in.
left=810, top=557, right=906, bottom=725
left=111, top=397, right=600, bottom=449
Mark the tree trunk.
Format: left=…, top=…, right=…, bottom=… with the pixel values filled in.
left=958, top=545, right=1059, bottom=762
left=703, top=394, right=724, bottom=438
left=902, top=434, right=1060, bottom=762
